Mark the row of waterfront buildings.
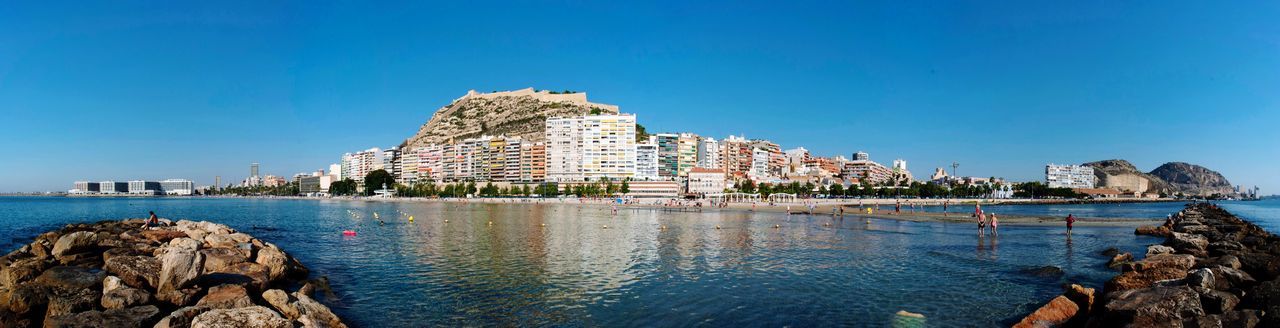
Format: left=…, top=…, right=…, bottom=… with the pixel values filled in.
left=308, top=112, right=919, bottom=198
left=70, top=179, right=195, bottom=196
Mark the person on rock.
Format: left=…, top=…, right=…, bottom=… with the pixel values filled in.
left=141, top=211, right=159, bottom=230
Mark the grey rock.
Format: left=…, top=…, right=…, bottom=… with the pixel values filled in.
left=51, top=232, right=98, bottom=261
left=104, top=255, right=160, bottom=289
left=190, top=306, right=291, bottom=328
left=101, top=286, right=151, bottom=310
left=153, top=306, right=210, bottom=328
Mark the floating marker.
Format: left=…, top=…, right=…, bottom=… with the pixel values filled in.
left=409, top=216, right=414, bottom=222
left=602, top=225, right=609, bottom=229
left=342, top=230, right=356, bottom=236
left=774, top=224, right=781, bottom=228
left=715, top=225, right=721, bottom=229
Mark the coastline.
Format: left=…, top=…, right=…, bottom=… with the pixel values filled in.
left=1016, top=203, right=1280, bottom=326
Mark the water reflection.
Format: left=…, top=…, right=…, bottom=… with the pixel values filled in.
left=0, top=198, right=1167, bottom=327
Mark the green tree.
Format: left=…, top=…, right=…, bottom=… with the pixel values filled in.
left=829, top=183, right=844, bottom=196
left=620, top=180, right=630, bottom=194
left=363, top=170, right=396, bottom=196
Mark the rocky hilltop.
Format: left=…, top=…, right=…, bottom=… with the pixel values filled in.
left=0, top=219, right=346, bottom=328
left=1082, top=159, right=1233, bottom=197
left=1151, top=162, right=1235, bottom=197
left=404, top=88, right=619, bottom=148
left=1083, top=159, right=1173, bottom=195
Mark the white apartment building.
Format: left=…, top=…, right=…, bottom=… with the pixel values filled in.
left=697, top=137, right=720, bottom=169
left=545, top=114, right=637, bottom=182
left=1046, top=164, right=1096, bottom=189
left=749, top=148, right=771, bottom=181
left=160, top=179, right=195, bottom=196
left=635, top=142, right=660, bottom=181
left=328, top=163, right=342, bottom=180
left=341, top=147, right=384, bottom=183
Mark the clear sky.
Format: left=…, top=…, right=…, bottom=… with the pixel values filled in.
left=1, top=1, right=1277, bottom=193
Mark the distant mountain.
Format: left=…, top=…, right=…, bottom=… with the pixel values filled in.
left=1082, top=159, right=1172, bottom=194
left=403, top=88, right=619, bottom=148
left=1149, top=162, right=1234, bottom=197
left=1081, top=159, right=1233, bottom=197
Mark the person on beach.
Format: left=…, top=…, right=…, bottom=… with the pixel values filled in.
left=989, top=213, right=999, bottom=235
left=1066, top=214, right=1076, bottom=232
left=141, top=211, right=159, bottom=230
left=895, top=200, right=901, bottom=214
left=943, top=200, right=949, bottom=217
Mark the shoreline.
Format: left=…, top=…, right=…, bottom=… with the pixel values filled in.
left=1016, top=203, right=1280, bottom=326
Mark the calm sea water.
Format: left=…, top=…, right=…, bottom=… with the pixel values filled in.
left=0, top=197, right=1188, bottom=327
left=911, top=201, right=1188, bottom=219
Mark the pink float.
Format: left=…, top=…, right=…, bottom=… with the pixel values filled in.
left=342, top=230, right=356, bottom=236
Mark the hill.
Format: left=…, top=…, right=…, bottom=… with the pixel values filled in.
left=1082, top=159, right=1172, bottom=194
left=403, top=88, right=619, bottom=148
left=1081, top=159, right=1233, bottom=197
left=1149, top=162, right=1234, bottom=197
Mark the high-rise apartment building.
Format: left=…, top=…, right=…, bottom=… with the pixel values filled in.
left=653, top=133, right=679, bottom=178
left=519, top=142, right=546, bottom=182
left=545, top=114, right=637, bottom=182
left=1046, top=164, right=1096, bottom=189
left=676, top=133, right=699, bottom=177
left=720, top=135, right=752, bottom=180
left=697, top=137, right=720, bottom=169
left=635, top=141, right=659, bottom=181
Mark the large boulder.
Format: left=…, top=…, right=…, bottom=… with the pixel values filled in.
left=0, top=284, right=47, bottom=314
left=1146, top=245, right=1176, bottom=257
left=0, top=257, right=50, bottom=287
left=104, top=255, right=160, bottom=289
left=34, top=266, right=104, bottom=291
left=200, top=248, right=249, bottom=274
left=1104, top=286, right=1205, bottom=326
left=44, top=304, right=161, bottom=328
left=260, top=289, right=346, bottom=328
left=254, top=244, right=289, bottom=282
left=51, top=231, right=99, bottom=261
left=190, top=306, right=290, bottom=328
left=1136, top=225, right=1171, bottom=237
left=199, top=262, right=270, bottom=292
left=1167, top=232, right=1210, bottom=256
left=1238, top=253, right=1280, bottom=281
left=1130, top=254, right=1197, bottom=273
left=157, top=249, right=204, bottom=305
left=140, top=230, right=189, bottom=244
left=196, top=284, right=253, bottom=309
left=44, top=287, right=100, bottom=323
left=1107, top=267, right=1189, bottom=292
left=101, top=285, right=152, bottom=310
left=1012, top=295, right=1077, bottom=328
left=153, top=306, right=210, bottom=328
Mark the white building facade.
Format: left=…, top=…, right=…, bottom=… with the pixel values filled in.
left=1046, top=164, right=1096, bottom=189
left=545, top=114, right=637, bottom=182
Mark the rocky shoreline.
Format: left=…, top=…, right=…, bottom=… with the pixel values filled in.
left=0, top=218, right=347, bottom=328
left=1016, top=203, right=1279, bottom=327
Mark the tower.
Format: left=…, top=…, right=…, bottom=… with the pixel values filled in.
left=250, top=163, right=260, bottom=178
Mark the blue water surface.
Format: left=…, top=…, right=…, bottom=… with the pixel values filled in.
left=0, top=197, right=1172, bottom=327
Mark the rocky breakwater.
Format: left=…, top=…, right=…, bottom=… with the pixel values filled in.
left=1017, top=203, right=1279, bottom=327
left=0, top=219, right=347, bottom=328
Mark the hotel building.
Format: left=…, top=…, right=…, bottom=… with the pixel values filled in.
left=1046, top=164, right=1096, bottom=189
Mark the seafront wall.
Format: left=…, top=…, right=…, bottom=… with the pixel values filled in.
left=0, top=219, right=346, bottom=327
left=1016, top=203, right=1279, bottom=327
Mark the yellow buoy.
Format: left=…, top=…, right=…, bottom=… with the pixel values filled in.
left=540, top=223, right=546, bottom=227
left=715, top=225, right=721, bottom=229
left=602, top=225, right=609, bottom=229
left=408, top=216, right=414, bottom=222
left=774, top=224, right=780, bottom=228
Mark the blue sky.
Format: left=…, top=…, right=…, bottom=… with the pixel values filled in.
left=1, top=1, right=1277, bottom=193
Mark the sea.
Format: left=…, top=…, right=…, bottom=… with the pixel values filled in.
left=0, top=197, right=1275, bottom=327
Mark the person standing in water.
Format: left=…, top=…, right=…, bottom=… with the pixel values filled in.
left=1066, top=214, right=1076, bottom=232
left=989, top=213, right=999, bottom=235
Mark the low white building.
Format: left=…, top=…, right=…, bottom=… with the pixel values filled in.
left=686, top=168, right=726, bottom=198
